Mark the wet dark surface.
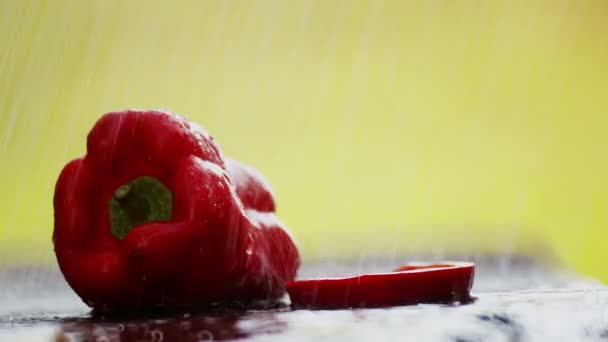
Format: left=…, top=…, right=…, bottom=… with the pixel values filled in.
left=1, top=257, right=607, bottom=341
left=58, top=310, right=285, bottom=341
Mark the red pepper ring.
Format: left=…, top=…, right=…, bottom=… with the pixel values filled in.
left=287, top=262, right=475, bottom=309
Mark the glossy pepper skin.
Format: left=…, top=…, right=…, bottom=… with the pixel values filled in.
left=53, top=109, right=300, bottom=311
left=287, top=262, right=474, bottom=309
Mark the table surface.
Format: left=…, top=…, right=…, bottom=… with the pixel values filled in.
left=1, top=257, right=607, bottom=342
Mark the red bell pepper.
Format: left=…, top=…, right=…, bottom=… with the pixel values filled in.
left=53, top=109, right=300, bottom=311
left=287, top=262, right=474, bottom=309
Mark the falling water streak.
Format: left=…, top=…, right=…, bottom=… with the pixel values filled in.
left=501, top=3, right=534, bottom=260
left=415, top=0, right=442, bottom=261
left=457, top=1, right=489, bottom=259
left=287, top=0, right=315, bottom=63
left=433, top=2, right=496, bottom=258
left=217, top=0, right=285, bottom=255
left=0, top=4, right=18, bottom=147
left=0, top=0, right=37, bottom=152
left=61, top=1, right=105, bottom=161
left=281, top=0, right=315, bottom=134
left=546, top=1, right=587, bottom=261
left=162, top=3, right=193, bottom=104
left=112, top=5, right=146, bottom=106
left=511, top=0, right=572, bottom=261
left=290, top=0, right=326, bottom=184
left=2, top=0, right=64, bottom=267
left=240, top=0, right=285, bottom=116
left=46, top=0, right=103, bottom=270
left=498, top=1, right=543, bottom=261
left=311, top=0, right=347, bottom=259
left=380, top=5, right=429, bottom=262
left=55, top=0, right=105, bottom=193
left=389, top=3, right=439, bottom=256
left=186, top=0, right=233, bottom=113
left=0, top=0, right=19, bottom=264
left=381, top=12, right=404, bottom=264
left=547, top=0, right=595, bottom=266
left=455, top=2, right=487, bottom=259
left=333, top=0, right=382, bottom=269
left=262, top=0, right=315, bottom=177
left=381, top=20, right=411, bottom=265
left=322, top=0, right=372, bottom=263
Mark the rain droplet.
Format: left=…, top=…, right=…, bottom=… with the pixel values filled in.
left=197, top=330, right=213, bottom=341
left=150, top=329, right=163, bottom=341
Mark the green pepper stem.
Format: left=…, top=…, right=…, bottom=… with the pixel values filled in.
left=108, top=176, right=172, bottom=240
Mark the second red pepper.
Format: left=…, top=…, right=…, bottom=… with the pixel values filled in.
left=53, top=110, right=300, bottom=311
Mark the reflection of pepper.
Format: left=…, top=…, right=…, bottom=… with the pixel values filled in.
left=59, top=311, right=283, bottom=341
left=287, top=262, right=474, bottom=309
left=53, top=109, right=300, bottom=311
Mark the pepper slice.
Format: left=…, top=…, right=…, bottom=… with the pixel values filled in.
left=287, top=262, right=475, bottom=309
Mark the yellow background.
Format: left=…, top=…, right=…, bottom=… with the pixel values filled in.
left=1, top=1, right=607, bottom=281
